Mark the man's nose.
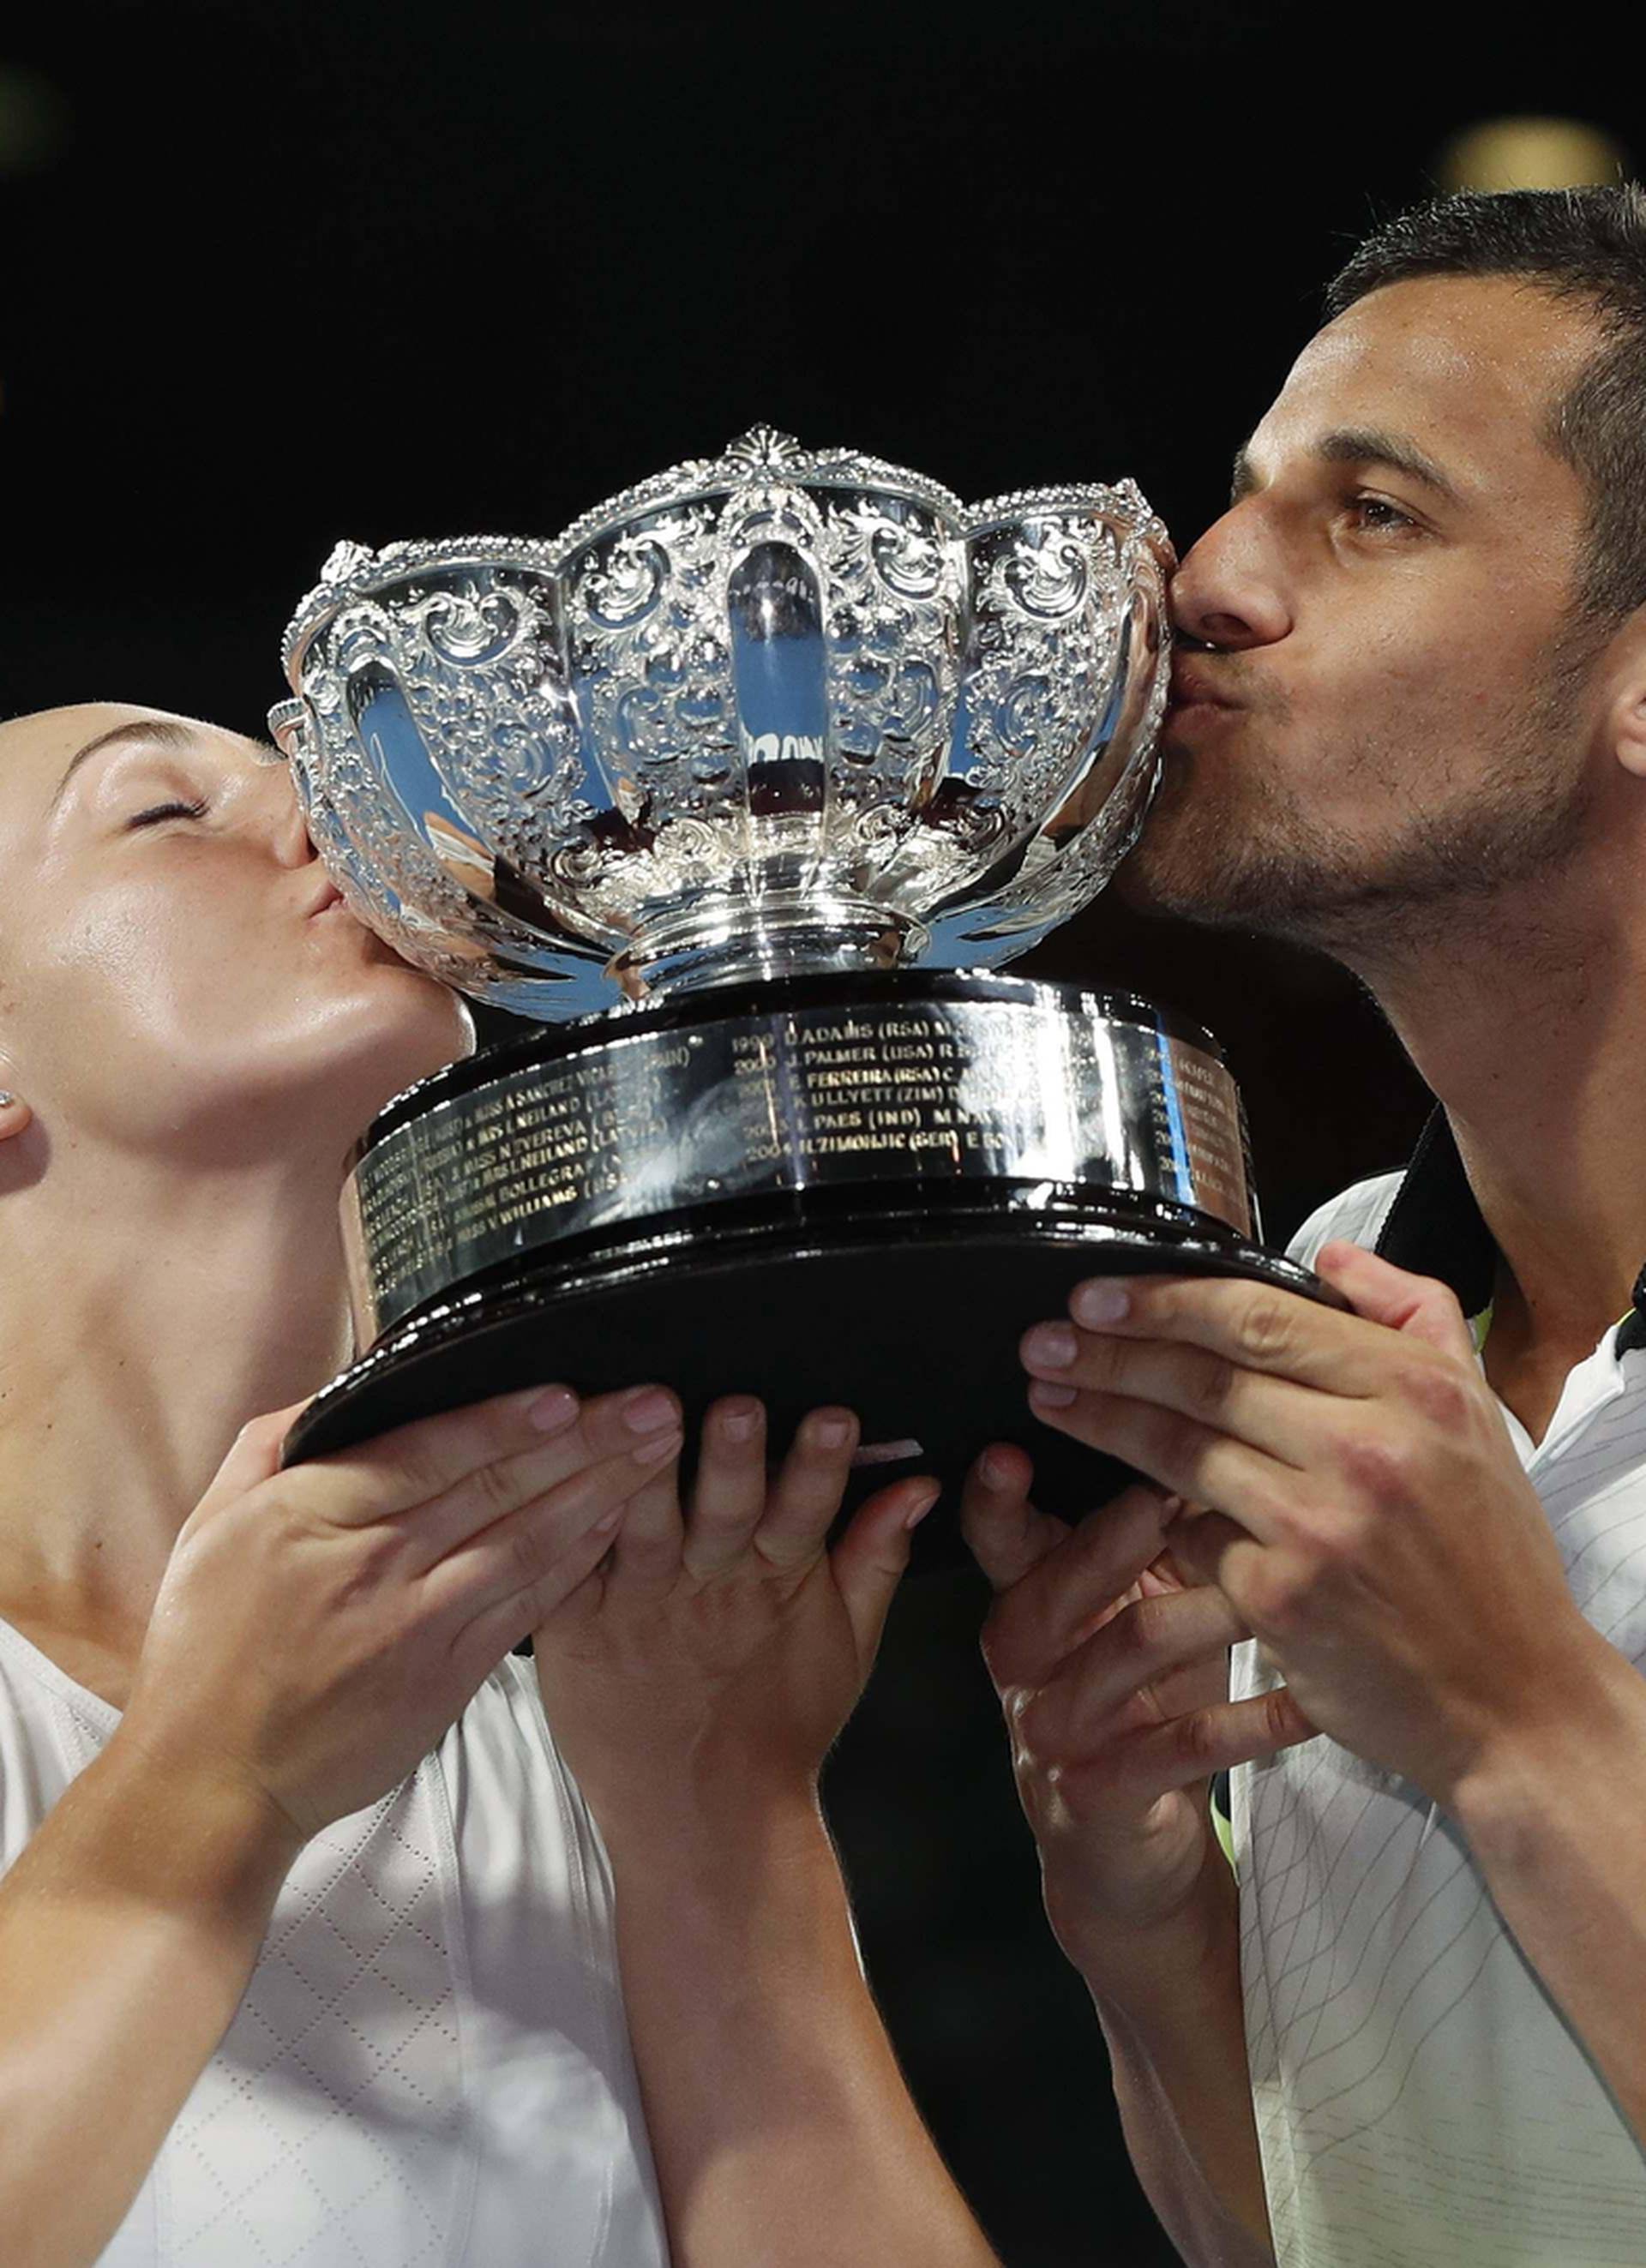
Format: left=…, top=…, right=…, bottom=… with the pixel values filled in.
left=1168, top=507, right=1292, bottom=651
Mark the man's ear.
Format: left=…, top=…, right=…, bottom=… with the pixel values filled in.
left=1607, top=613, right=1646, bottom=779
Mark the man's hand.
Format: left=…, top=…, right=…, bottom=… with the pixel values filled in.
left=1019, top=1241, right=1611, bottom=1800
left=961, top=1457, right=1312, bottom=1972
left=532, top=1395, right=937, bottom=1827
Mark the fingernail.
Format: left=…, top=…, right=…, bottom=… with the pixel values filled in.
left=1030, top=1379, right=1078, bottom=1411
left=1023, top=1321, right=1078, bottom=1370
left=979, top=1447, right=1015, bottom=1489
left=1072, top=1280, right=1131, bottom=1327
left=904, top=1484, right=940, bottom=1530
left=809, top=1412, right=856, bottom=1449
left=622, top=1386, right=678, bottom=1434
left=719, top=1399, right=762, bottom=1444
left=631, top=1427, right=683, bottom=1467
left=526, top=1385, right=579, bottom=1432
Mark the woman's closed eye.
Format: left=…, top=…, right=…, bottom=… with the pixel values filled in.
left=128, top=797, right=210, bottom=829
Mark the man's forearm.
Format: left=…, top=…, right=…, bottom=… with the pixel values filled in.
left=1450, top=1632, right=1646, bottom=2141
left=1074, top=1859, right=1275, bottom=2268
left=598, top=1784, right=1001, bottom=2268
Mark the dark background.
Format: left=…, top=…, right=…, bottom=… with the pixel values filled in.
left=0, top=8, right=1625, bottom=2259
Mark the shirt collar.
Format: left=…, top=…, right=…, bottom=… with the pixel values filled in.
left=1376, top=1107, right=1646, bottom=1354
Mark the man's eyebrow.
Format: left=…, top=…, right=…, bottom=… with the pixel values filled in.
left=47, top=717, right=197, bottom=815
left=1229, top=429, right=1466, bottom=510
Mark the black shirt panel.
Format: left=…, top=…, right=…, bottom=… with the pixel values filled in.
left=1369, top=1103, right=1646, bottom=1348
left=1371, top=1107, right=1497, bottom=1317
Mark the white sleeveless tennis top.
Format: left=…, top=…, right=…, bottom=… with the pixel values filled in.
left=1232, top=1165, right=1646, bottom=2266
left=0, top=1626, right=669, bottom=2268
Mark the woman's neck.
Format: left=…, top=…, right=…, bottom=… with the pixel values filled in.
left=0, top=1140, right=357, bottom=1650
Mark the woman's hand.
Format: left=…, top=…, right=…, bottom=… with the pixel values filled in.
left=532, top=1395, right=938, bottom=1828
left=531, top=1406, right=1004, bottom=2268
left=118, top=1382, right=683, bottom=1851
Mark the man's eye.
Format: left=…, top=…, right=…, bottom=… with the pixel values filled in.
left=128, top=797, right=210, bottom=828
left=1348, top=495, right=1416, bottom=533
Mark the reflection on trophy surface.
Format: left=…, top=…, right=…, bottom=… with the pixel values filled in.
left=267, top=426, right=1328, bottom=1521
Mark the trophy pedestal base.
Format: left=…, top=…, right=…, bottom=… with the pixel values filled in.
left=283, top=1185, right=1329, bottom=1567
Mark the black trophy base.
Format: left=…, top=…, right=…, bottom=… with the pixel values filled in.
left=283, top=1180, right=1331, bottom=1572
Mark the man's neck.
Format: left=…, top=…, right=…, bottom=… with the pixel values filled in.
left=1350, top=872, right=1646, bottom=1433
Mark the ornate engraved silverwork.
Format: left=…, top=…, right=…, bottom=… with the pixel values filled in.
left=272, top=429, right=1169, bottom=1017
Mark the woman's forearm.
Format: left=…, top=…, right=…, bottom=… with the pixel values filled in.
left=1073, top=1862, right=1276, bottom=2267
left=1099, top=2000, right=1275, bottom=2267
left=0, top=1731, right=297, bottom=2268
left=598, top=1784, right=1001, bottom=2268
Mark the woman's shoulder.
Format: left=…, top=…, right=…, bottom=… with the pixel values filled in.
left=442, top=1653, right=601, bottom=1857
left=0, top=1630, right=606, bottom=1905
left=0, top=1618, right=117, bottom=1869
left=450, top=1649, right=556, bottom=1761
left=436, top=1656, right=619, bottom=1978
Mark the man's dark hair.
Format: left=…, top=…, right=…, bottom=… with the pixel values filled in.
left=1324, top=184, right=1646, bottom=627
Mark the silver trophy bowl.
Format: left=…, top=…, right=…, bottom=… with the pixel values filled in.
left=269, top=423, right=1168, bottom=1013
left=267, top=427, right=1325, bottom=1527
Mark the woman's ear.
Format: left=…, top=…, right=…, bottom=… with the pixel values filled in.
left=0, top=1089, right=32, bottom=1138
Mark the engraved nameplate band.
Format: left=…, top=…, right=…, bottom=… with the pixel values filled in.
left=341, top=982, right=1253, bottom=1346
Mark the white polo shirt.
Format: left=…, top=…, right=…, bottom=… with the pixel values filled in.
left=0, top=1632, right=668, bottom=2268
left=1232, top=1115, right=1646, bottom=2266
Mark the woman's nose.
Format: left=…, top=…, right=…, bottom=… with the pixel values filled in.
left=270, top=776, right=319, bottom=868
